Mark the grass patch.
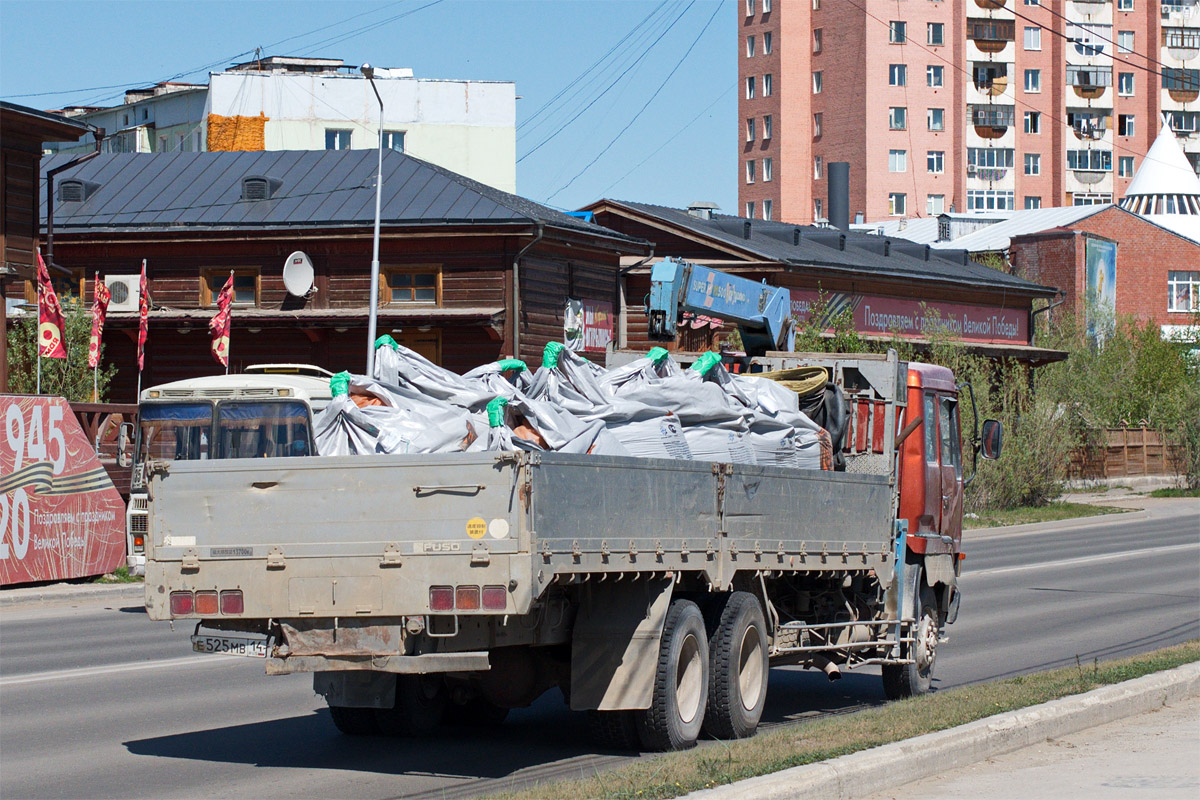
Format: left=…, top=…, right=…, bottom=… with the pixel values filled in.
left=93, top=565, right=142, bottom=584
left=1148, top=487, right=1200, bottom=498
left=489, top=641, right=1200, bottom=800
left=963, top=501, right=1131, bottom=529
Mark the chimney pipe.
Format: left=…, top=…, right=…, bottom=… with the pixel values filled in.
left=828, top=162, right=850, bottom=231
left=743, top=220, right=752, bottom=239
left=793, top=227, right=802, bottom=246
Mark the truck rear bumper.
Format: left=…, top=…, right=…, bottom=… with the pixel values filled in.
left=266, top=651, right=490, bottom=675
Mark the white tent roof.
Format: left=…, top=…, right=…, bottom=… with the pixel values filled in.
left=1122, top=122, right=1200, bottom=199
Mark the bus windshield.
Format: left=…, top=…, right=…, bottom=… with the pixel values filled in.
left=216, top=401, right=312, bottom=458
left=139, top=403, right=213, bottom=463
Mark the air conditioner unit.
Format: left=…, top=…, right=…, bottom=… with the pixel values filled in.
left=105, top=274, right=141, bottom=312
left=966, top=165, right=977, bottom=175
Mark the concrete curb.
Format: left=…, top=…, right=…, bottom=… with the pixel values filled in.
left=0, top=582, right=145, bottom=608
left=685, top=661, right=1200, bottom=800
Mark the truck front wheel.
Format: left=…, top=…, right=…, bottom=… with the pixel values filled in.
left=327, top=705, right=380, bottom=736
left=703, top=592, right=769, bottom=739
left=882, top=584, right=938, bottom=700
left=634, top=599, right=709, bottom=751
left=375, top=675, right=447, bottom=736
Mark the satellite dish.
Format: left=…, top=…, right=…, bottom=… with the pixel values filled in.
left=283, top=251, right=315, bottom=296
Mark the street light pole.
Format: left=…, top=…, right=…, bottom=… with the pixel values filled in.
left=361, top=62, right=385, bottom=377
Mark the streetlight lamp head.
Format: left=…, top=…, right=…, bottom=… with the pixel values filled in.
left=360, top=63, right=375, bottom=79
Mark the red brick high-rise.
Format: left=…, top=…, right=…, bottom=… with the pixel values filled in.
left=738, top=0, right=1200, bottom=225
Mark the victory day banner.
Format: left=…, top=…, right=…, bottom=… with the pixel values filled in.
left=0, top=396, right=125, bottom=585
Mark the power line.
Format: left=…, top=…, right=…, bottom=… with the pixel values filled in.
left=545, top=0, right=723, bottom=203
left=1003, top=0, right=1173, bottom=78
left=518, top=1, right=698, bottom=163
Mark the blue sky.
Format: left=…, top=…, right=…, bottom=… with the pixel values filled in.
left=0, top=0, right=737, bottom=213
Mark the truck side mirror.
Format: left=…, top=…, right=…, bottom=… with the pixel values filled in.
left=118, top=422, right=134, bottom=468
left=980, top=419, right=1002, bottom=460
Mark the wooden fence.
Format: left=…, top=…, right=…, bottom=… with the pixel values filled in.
left=1068, top=427, right=1184, bottom=480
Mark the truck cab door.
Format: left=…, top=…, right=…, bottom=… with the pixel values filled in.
left=937, top=395, right=964, bottom=547
left=920, top=392, right=942, bottom=540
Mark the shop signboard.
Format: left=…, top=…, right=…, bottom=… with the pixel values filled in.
left=789, top=290, right=1029, bottom=344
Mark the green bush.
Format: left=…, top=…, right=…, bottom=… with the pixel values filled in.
left=5, top=303, right=118, bottom=401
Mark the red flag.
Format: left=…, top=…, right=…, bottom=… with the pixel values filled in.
left=88, top=277, right=111, bottom=370
left=36, top=251, right=67, bottom=359
left=208, top=273, right=234, bottom=367
left=137, top=259, right=149, bottom=371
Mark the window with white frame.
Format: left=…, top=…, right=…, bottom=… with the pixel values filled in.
left=763, top=74, right=773, bottom=96
left=746, top=160, right=756, bottom=183
left=890, top=106, right=907, bottom=129
left=1069, top=23, right=1111, bottom=57
left=1024, top=27, right=1041, bottom=50
left=1025, top=69, right=1041, bottom=92
left=813, top=72, right=823, bottom=93
left=1117, top=0, right=1132, bottom=9
left=1117, top=30, right=1134, bottom=53
left=889, top=193, right=907, bottom=215
left=1119, top=156, right=1135, bottom=176
left=1072, top=192, right=1112, bottom=205
left=1118, top=72, right=1135, bottom=95
left=1067, top=150, right=1112, bottom=171
left=813, top=29, right=822, bottom=53
left=1024, top=153, right=1041, bottom=175
left=1025, top=196, right=1042, bottom=209
left=814, top=155, right=824, bottom=178
left=1025, top=0, right=1040, bottom=4
left=927, top=150, right=944, bottom=173
left=764, top=32, right=773, bottom=53
left=813, top=113, right=822, bottom=137
left=967, top=190, right=1015, bottom=211
left=1119, top=114, right=1135, bottom=136
left=746, top=201, right=756, bottom=218
left=747, top=35, right=755, bottom=57
left=763, top=115, right=773, bottom=138
left=1024, top=111, right=1040, bottom=133
left=762, top=0, right=771, bottom=12
left=890, top=21, right=906, bottom=43
left=325, top=129, right=352, bottom=150
left=763, top=199, right=773, bottom=221
left=928, top=23, right=944, bottom=46
left=813, top=0, right=820, bottom=9
left=383, top=131, right=405, bottom=151
left=927, top=194, right=945, bottom=215
left=889, top=149, right=907, bottom=172
left=927, top=108, right=944, bottom=130
left=745, top=0, right=753, bottom=15
left=1168, top=271, right=1200, bottom=313
left=763, top=158, right=773, bottom=181
left=968, top=148, right=1015, bottom=169
left=890, top=64, right=907, bottom=86
left=746, top=118, right=756, bottom=142
left=746, top=76, right=756, bottom=98
left=1168, top=111, right=1200, bottom=133
left=814, top=198, right=824, bottom=219
left=927, top=65, right=944, bottom=87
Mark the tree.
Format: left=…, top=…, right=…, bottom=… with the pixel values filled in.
left=6, top=305, right=118, bottom=401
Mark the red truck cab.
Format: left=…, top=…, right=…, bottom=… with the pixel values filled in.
left=898, top=363, right=965, bottom=558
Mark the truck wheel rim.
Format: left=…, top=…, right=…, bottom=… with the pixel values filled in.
left=916, top=610, right=938, bottom=672
left=738, top=624, right=765, bottom=711
left=676, top=632, right=704, bottom=725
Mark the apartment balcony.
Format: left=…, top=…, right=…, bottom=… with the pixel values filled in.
left=1162, top=0, right=1200, bottom=23
left=1164, top=67, right=1200, bottom=101
left=968, top=18, right=1015, bottom=54
left=970, top=104, right=1015, bottom=137
left=1073, top=169, right=1109, bottom=185
left=1068, top=110, right=1112, bottom=140
left=974, top=0, right=1005, bottom=9
left=1068, top=65, right=1113, bottom=100
left=973, top=63, right=1010, bottom=97
left=968, top=166, right=1010, bottom=182
left=1164, top=27, right=1200, bottom=60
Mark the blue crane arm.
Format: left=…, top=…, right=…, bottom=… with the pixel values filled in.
left=647, top=259, right=793, bottom=354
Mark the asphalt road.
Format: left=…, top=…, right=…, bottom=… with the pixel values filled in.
left=1, top=500, right=1196, bottom=800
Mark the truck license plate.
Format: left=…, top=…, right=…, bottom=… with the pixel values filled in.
left=191, top=634, right=269, bottom=658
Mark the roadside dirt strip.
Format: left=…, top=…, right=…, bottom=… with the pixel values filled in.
left=684, top=662, right=1200, bottom=800
left=0, top=582, right=143, bottom=608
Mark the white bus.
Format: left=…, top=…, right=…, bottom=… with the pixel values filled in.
left=124, top=365, right=333, bottom=574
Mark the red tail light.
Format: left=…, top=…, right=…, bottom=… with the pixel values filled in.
left=429, top=586, right=454, bottom=612
left=169, top=591, right=193, bottom=615
left=194, top=590, right=219, bottom=615
left=482, top=586, right=507, bottom=610
left=133, top=536, right=144, bottom=551
left=455, top=586, right=480, bottom=611
left=220, top=590, right=244, bottom=615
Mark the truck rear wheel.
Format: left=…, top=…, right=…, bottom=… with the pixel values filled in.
left=634, top=599, right=709, bottom=751
left=882, top=584, right=938, bottom=700
left=327, top=704, right=380, bottom=736
left=375, top=675, right=446, bottom=736
left=703, top=592, right=769, bottom=739
left=587, top=710, right=641, bottom=751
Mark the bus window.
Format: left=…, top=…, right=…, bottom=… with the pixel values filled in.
left=216, top=401, right=311, bottom=459
left=139, top=403, right=213, bottom=463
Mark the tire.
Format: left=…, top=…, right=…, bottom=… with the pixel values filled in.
left=374, top=674, right=447, bottom=736
left=634, top=599, right=709, bottom=751
left=587, top=710, right=641, bottom=751
left=882, top=583, right=939, bottom=700
left=327, top=704, right=380, bottom=736
left=702, top=592, right=769, bottom=739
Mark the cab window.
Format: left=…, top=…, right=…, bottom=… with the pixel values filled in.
left=923, top=393, right=938, bottom=465
left=939, top=397, right=962, bottom=476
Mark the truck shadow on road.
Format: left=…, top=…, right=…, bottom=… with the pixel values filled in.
left=122, top=669, right=888, bottom=778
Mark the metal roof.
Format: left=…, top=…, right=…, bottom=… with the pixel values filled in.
left=39, top=150, right=645, bottom=245
left=929, top=205, right=1110, bottom=252
left=595, top=200, right=1055, bottom=296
